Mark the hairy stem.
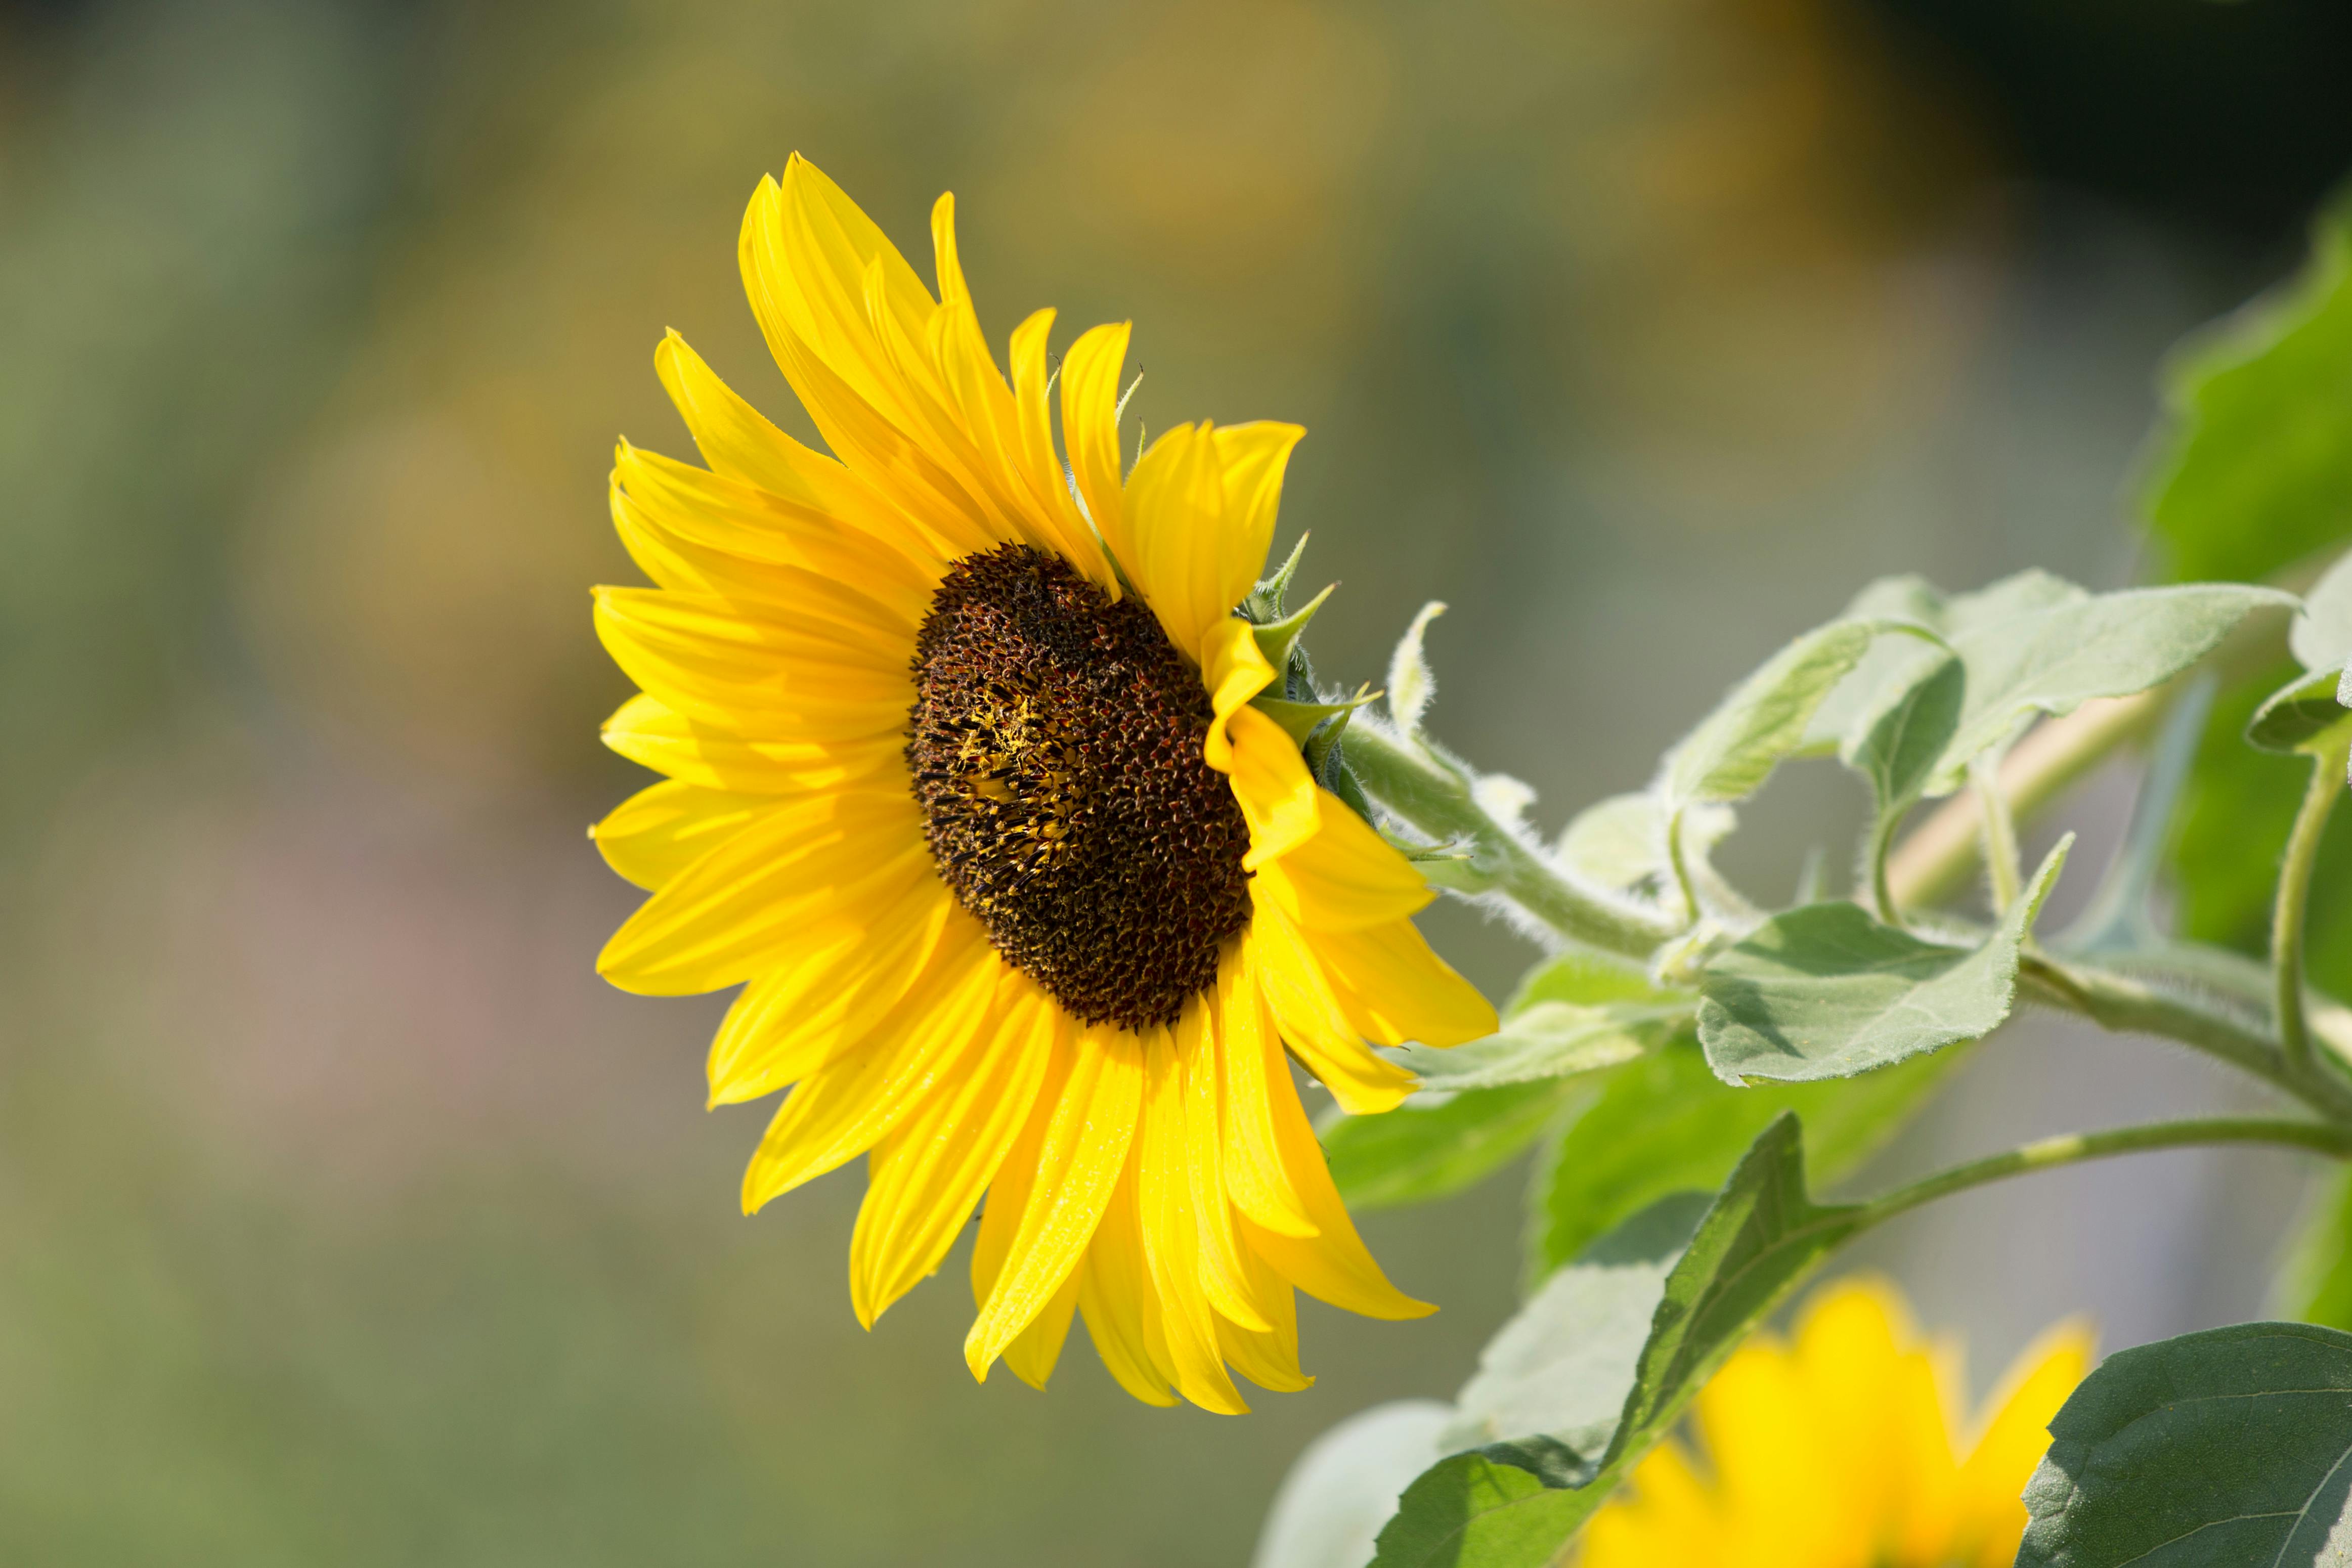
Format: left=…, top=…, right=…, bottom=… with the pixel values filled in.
left=1856, top=1116, right=2352, bottom=1230
left=2275, top=728, right=2352, bottom=1084
left=1972, top=756, right=2023, bottom=913
left=1887, top=692, right=2162, bottom=911
left=1346, top=723, right=1681, bottom=957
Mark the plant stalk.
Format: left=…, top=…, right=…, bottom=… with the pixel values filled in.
left=2274, top=728, right=2352, bottom=1085
left=1345, top=723, right=1682, bottom=957
left=1855, top=1116, right=2352, bottom=1230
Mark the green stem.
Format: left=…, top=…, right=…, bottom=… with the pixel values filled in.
left=1972, top=756, right=2023, bottom=913
left=2275, top=729, right=2351, bottom=1085
left=1855, top=1116, right=2352, bottom=1230
left=1346, top=724, right=1682, bottom=957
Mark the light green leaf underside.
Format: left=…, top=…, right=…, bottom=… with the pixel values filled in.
left=2020, top=1320, right=2352, bottom=1568
left=1664, top=619, right=1881, bottom=808
left=1697, top=837, right=2070, bottom=1085
left=2247, top=664, right=2352, bottom=755
left=1372, top=1116, right=1859, bottom=1567
left=1323, top=1078, right=1592, bottom=1213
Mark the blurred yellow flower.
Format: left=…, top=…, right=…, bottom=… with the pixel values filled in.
left=1580, top=1279, right=2092, bottom=1567
left=589, top=156, right=1495, bottom=1413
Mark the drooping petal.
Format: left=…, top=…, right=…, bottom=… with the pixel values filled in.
left=1232, top=995, right=1434, bottom=1321
left=1309, top=916, right=1498, bottom=1050
left=1253, top=796, right=1435, bottom=932
left=1136, top=1028, right=1251, bottom=1413
left=1176, top=997, right=1276, bottom=1334
left=964, top=1021, right=1147, bottom=1377
left=1198, top=616, right=1276, bottom=773
left=591, top=778, right=771, bottom=892
left=849, top=975, right=1056, bottom=1326
left=1074, top=1160, right=1180, bottom=1407
left=1247, top=893, right=1419, bottom=1115
left=1225, top=705, right=1320, bottom=868
left=1213, top=941, right=1315, bottom=1239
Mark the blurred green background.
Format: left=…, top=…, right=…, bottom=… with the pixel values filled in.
left=5, top=1, right=2351, bottom=1562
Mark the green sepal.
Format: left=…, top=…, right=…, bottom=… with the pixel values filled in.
left=1255, top=688, right=1379, bottom=748
left=1249, top=581, right=1335, bottom=676
left=1242, top=531, right=1312, bottom=622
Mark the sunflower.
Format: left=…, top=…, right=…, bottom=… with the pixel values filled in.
left=1579, top=1279, right=2093, bottom=1567
left=589, top=156, right=1496, bottom=1414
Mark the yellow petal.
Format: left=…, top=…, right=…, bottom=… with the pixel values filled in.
left=1214, top=942, right=1316, bottom=1239
left=1058, top=321, right=1136, bottom=588
left=1074, top=1160, right=1181, bottom=1406
left=1213, top=1244, right=1313, bottom=1395
left=591, top=778, right=771, bottom=892
left=849, top=976, right=1056, bottom=1327
left=1254, top=796, right=1434, bottom=931
left=705, top=879, right=956, bottom=1106
left=1227, top=705, right=1319, bottom=868
left=1177, top=997, right=1275, bottom=1334
left=1136, top=1029, right=1251, bottom=1413
left=1198, top=616, right=1276, bottom=773
left=1008, top=306, right=1116, bottom=591
left=1309, top=916, right=1499, bottom=1050
left=1207, top=421, right=1303, bottom=617
left=1953, top=1318, right=2094, bottom=1566
left=963, top=1021, right=1147, bottom=1377
left=592, top=586, right=910, bottom=735
left=597, top=788, right=930, bottom=996
left=1247, top=895, right=1419, bottom=1115
left=599, top=693, right=897, bottom=797
left=1001, top=1269, right=1082, bottom=1392
left=1126, top=422, right=1227, bottom=659
left=739, top=928, right=1000, bottom=1210
left=612, top=438, right=938, bottom=627
left=1233, top=965, right=1433, bottom=1322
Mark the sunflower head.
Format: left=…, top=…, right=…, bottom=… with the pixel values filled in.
left=590, top=155, right=1496, bottom=1413
left=1580, top=1277, right=2095, bottom=1567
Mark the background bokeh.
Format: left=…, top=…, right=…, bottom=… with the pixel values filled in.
left=6, top=1, right=2352, bottom=1561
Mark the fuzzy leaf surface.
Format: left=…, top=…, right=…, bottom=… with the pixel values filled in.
left=1664, top=620, right=1879, bottom=808
left=1324, top=1079, right=1593, bottom=1213
left=1697, top=839, right=2068, bottom=1084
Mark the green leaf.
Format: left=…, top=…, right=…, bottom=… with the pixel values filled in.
left=1324, top=950, right=1675, bottom=1212
left=2293, top=549, right=2352, bottom=672
left=1442, top=1194, right=1710, bottom=1464
left=1845, top=650, right=1964, bottom=814
left=2247, top=664, right=2352, bottom=755
left=2144, top=201, right=2352, bottom=586
left=1697, top=838, right=2069, bottom=1085
left=1930, top=584, right=2291, bottom=791
left=2020, top=1321, right=2352, bottom=1567
left=2277, top=1166, right=2352, bottom=1333
left=1244, top=531, right=1313, bottom=620
left=1325, top=1079, right=1594, bottom=1213
left=1396, top=1000, right=1685, bottom=1093
left=1526, top=1031, right=1955, bottom=1285
left=1664, top=619, right=1879, bottom=808
left=1256, top=688, right=1377, bottom=747
left=1372, top=1117, right=1861, bottom=1567
left=1388, top=601, right=1447, bottom=736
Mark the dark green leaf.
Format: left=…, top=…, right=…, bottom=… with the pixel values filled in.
left=2247, top=665, right=2351, bottom=755
left=1697, top=839, right=2069, bottom=1084
left=1325, top=1078, right=1594, bottom=1213
left=1527, top=1033, right=1956, bottom=1283
left=1369, top=1454, right=1586, bottom=1568
left=2144, top=201, right=2352, bottom=585
left=2020, top=1321, right=2352, bottom=1567
left=1846, top=651, right=1964, bottom=814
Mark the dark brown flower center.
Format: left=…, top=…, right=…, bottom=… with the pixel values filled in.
left=905, top=543, right=1253, bottom=1031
